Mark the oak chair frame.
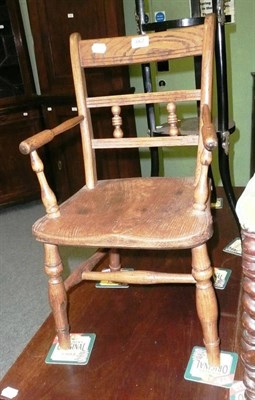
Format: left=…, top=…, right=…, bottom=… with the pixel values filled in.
left=20, top=14, right=220, bottom=367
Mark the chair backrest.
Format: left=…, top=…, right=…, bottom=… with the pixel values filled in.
left=70, top=14, right=216, bottom=190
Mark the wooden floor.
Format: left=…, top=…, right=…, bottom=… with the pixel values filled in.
left=0, top=189, right=244, bottom=399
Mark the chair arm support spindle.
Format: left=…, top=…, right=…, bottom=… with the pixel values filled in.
left=19, top=115, right=85, bottom=216
left=193, top=106, right=218, bottom=211
left=30, top=150, right=60, bottom=217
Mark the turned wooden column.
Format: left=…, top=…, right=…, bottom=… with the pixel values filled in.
left=44, top=243, right=70, bottom=349
left=241, top=230, right=255, bottom=399
left=192, top=244, right=220, bottom=366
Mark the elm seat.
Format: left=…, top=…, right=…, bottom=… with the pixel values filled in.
left=19, top=14, right=220, bottom=369
left=33, top=177, right=213, bottom=249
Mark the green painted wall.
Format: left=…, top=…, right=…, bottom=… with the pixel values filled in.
left=123, top=0, right=255, bottom=185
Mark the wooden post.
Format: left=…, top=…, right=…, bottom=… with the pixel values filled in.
left=241, top=230, right=255, bottom=399
left=44, top=243, right=70, bottom=349
left=192, top=244, right=220, bottom=366
left=109, top=249, right=122, bottom=272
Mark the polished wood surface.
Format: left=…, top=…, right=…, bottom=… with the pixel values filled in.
left=0, top=189, right=243, bottom=399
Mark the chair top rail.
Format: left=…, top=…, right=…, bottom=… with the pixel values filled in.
left=78, top=24, right=205, bottom=68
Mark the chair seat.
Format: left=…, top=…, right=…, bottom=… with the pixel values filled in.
left=33, top=177, right=213, bottom=249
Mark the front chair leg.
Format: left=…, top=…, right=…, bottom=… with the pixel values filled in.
left=44, top=243, right=70, bottom=349
left=192, top=244, right=220, bottom=366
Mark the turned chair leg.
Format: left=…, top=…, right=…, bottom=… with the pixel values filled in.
left=109, top=248, right=122, bottom=272
left=44, top=243, right=70, bottom=349
left=241, top=230, right=255, bottom=399
left=192, top=244, right=220, bottom=366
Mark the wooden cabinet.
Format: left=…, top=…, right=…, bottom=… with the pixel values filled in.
left=0, top=0, right=40, bottom=206
left=0, top=0, right=140, bottom=206
left=0, top=103, right=45, bottom=205
left=0, top=0, right=35, bottom=98
left=27, top=0, right=140, bottom=202
left=27, top=0, right=128, bottom=96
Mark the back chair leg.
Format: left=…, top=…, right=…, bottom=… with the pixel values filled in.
left=192, top=244, right=220, bottom=366
left=109, top=248, right=122, bottom=272
left=44, top=243, right=70, bottom=349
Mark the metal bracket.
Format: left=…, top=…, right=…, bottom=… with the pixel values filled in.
left=217, top=0, right=226, bottom=25
left=221, top=130, right=230, bottom=155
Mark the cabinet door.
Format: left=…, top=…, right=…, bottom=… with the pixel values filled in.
left=28, top=0, right=141, bottom=198
left=0, top=0, right=35, bottom=99
left=0, top=108, right=45, bottom=205
left=27, top=0, right=128, bottom=95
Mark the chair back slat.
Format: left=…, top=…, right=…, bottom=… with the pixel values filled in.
left=86, top=89, right=201, bottom=108
left=92, top=135, right=199, bottom=149
left=79, top=24, right=205, bottom=67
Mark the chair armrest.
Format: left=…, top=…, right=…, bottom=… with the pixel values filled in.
left=19, top=115, right=84, bottom=154
left=193, top=105, right=218, bottom=211
left=201, top=105, right=218, bottom=151
left=19, top=115, right=83, bottom=218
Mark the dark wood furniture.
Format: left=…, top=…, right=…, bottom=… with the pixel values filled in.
left=0, top=0, right=40, bottom=206
left=0, top=188, right=243, bottom=399
left=0, top=99, right=44, bottom=205
left=0, top=0, right=35, bottom=98
left=26, top=0, right=140, bottom=202
left=27, top=0, right=129, bottom=95
left=20, top=15, right=220, bottom=368
left=0, top=0, right=140, bottom=206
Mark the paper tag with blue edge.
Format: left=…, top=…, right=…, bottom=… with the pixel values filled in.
left=45, top=333, right=96, bottom=365
left=213, top=268, right=232, bottom=290
left=95, top=268, right=134, bottom=289
left=229, top=380, right=245, bottom=399
left=184, top=346, right=238, bottom=388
